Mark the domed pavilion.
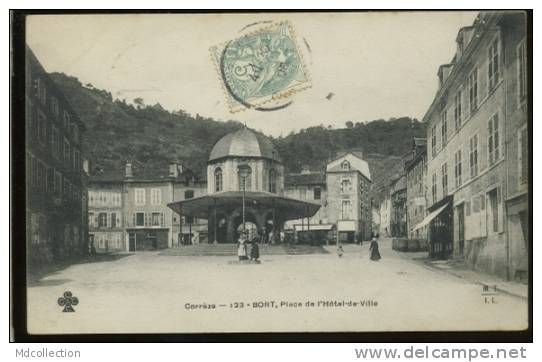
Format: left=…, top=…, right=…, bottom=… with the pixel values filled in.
left=168, top=128, right=320, bottom=243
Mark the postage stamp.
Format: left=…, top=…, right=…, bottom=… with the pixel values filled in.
left=210, top=20, right=311, bottom=113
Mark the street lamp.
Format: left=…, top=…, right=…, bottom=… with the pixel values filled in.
left=238, top=164, right=251, bottom=236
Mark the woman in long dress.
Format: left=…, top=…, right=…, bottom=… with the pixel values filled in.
left=250, top=238, right=260, bottom=261
left=237, top=234, right=248, bottom=261
left=369, top=235, right=381, bottom=261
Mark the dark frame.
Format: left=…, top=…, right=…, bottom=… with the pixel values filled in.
left=10, top=9, right=533, bottom=343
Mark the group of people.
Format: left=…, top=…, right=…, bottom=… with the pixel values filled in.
left=237, top=231, right=260, bottom=262
left=337, top=233, right=382, bottom=261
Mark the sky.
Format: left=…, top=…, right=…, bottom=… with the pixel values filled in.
left=26, top=12, right=478, bottom=137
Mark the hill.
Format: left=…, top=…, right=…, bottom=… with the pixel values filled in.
left=50, top=72, right=426, bottom=201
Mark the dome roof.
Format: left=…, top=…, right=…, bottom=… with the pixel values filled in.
left=209, top=128, right=282, bottom=163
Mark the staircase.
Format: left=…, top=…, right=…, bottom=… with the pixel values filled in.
left=159, top=244, right=329, bottom=256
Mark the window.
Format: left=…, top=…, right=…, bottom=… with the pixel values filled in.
left=517, top=39, right=527, bottom=101
left=36, top=77, right=46, bottom=104
left=150, top=188, right=162, bottom=205
left=51, top=125, right=60, bottom=157
left=37, top=111, right=47, bottom=144
left=313, top=187, right=321, bottom=200
left=63, top=179, right=70, bottom=199
left=441, top=111, right=448, bottom=145
left=98, top=213, right=107, bottom=228
left=441, top=163, right=448, bottom=196
left=133, top=212, right=144, bottom=227
left=431, top=124, right=437, bottom=157
left=51, top=96, right=59, bottom=118
left=72, top=124, right=79, bottom=144
left=63, top=138, right=70, bottom=165
left=488, top=113, right=500, bottom=166
left=111, top=212, right=117, bottom=228
left=185, top=190, right=194, bottom=199
left=29, top=156, right=38, bottom=188
left=488, top=188, right=498, bottom=233
left=432, top=173, right=437, bottom=204
left=72, top=148, right=78, bottom=172
left=454, top=149, right=462, bottom=188
left=468, top=68, right=478, bottom=112
left=469, top=134, right=479, bottom=178
left=54, top=170, right=62, bottom=197
left=488, top=37, right=500, bottom=90
left=340, top=178, right=351, bottom=193
left=151, top=212, right=163, bottom=226
left=518, top=125, right=528, bottom=185
left=472, top=196, right=480, bottom=213
left=268, top=169, right=277, bottom=193
left=214, top=167, right=223, bottom=192
left=341, top=160, right=351, bottom=171
left=341, top=200, right=351, bottom=219
left=63, top=111, right=71, bottom=131
left=135, top=188, right=146, bottom=206
left=88, top=213, right=95, bottom=228
left=454, top=90, right=462, bottom=130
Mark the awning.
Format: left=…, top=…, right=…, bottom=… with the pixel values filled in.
left=411, top=203, right=449, bottom=232
left=167, top=191, right=321, bottom=221
left=294, top=223, right=334, bottom=232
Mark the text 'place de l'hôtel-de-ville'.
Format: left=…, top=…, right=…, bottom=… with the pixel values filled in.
left=25, top=11, right=529, bottom=281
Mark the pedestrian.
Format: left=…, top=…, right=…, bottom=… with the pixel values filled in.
left=369, top=234, right=381, bottom=261
left=237, top=233, right=248, bottom=261
left=250, top=238, right=260, bottom=262
left=337, top=244, right=344, bottom=258
left=90, top=240, right=96, bottom=256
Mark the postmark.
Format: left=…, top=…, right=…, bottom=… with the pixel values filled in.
left=210, top=21, right=311, bottom=113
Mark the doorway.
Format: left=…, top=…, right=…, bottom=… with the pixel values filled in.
left=129, top=232, right=136, bottom=252
left=457, top=203, right=465, bottom=255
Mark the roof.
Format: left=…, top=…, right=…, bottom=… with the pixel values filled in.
left=26, top=45, right=86, bottom=132
left=208, top=128, right=282, bottom=163
left=391, top=175, right=407, bottom=193
left=326, top=152, right=371, bottom=181
left=88, top=168, right=125, bottom=183
left=167, top=191, right=320, bottom=220
left=89, top=162, right=204, bottom=184
left=285, top=172, right=326, bottom=187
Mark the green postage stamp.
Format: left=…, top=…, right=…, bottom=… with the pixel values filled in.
left=210, top=20, right=311, bottom=113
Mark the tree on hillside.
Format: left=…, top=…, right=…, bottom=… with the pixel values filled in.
left=133, top=97, right=145, bottom=109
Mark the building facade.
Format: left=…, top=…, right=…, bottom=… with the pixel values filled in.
left=423, top=12, right=529, bottom=278
left=88, top=175, right=124, bottom=253
left=405, top=138, right=428, bottom=240
left=26, top=46, right=87, bottom=267
left=169, top=128, right=319, bottom=244
left=284, top=152, right=373, bottom=243
left=284, top=170, right=331, bottom=243
left=88, top=162, right=206, bottom=252
left=378, top=196, right=391, bottom=237
left=389, top=175, right=407, bottom=238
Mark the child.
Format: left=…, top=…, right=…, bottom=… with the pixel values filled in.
left=337, top=244, right=344, bottom=258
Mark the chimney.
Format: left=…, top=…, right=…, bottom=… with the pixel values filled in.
left=169, top=162, right=178, bottom=178
left=125, top=162, right=133, bottom=178
left=300, top=166, right=311, bottom=174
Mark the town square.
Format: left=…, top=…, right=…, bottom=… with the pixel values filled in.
left=19, top=10, right=530, bottom=335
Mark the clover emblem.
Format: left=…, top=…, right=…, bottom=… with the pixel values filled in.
left=57, top=291, right=79, bottom=312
